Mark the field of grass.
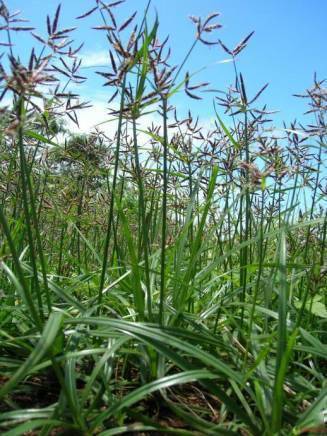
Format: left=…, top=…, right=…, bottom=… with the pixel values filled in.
left=0, top=1, right=326, bottom=434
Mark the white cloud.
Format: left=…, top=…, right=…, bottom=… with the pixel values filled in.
left=68, top=100, right=113, bottom=134
left=80, top=50, right=110, bottom=68
left=66, top=100, right=163, bottom=148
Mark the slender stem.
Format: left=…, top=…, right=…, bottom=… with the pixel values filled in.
left=132, top=115, right=152, bottom=320
left=159, top=97, right=168, bottom=325
left=97, top=77, right=126, bottom=312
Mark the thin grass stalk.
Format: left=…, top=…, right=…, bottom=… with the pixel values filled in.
left=109, top=170, right=127, bottom=268
left=131, top=115, right=152, bottom=320
left=240, top=108, right=251, bottom=327
left=296, top=139, right=323, bottom=326
left=245, top=188, right=265, bottom=365
left=97, top=76, right=126, bottom=313
left=76, top=177, right=85, bottom=271
left=321, top=212, right=327, bottom=310
left=57, top=222, right=66, bottom=277
left=0, top=205, right=41, bottom=328
left=159, top=97, right=168, bottom=325
left=36, top=171, right=48, bottom=222
left=2, top=143, right=18, bottom=208
left=270, top=229, right=288, bottom=433
left=148, top=170, right=160, bottom=245
left=18, top=100, right=52, bottom=313
left=187, top=158, right=194, bottom=246
left=16, top=98, right=45, bottom=321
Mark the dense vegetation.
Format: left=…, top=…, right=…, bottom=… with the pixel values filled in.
left=0, top=1, right=326, bottom=434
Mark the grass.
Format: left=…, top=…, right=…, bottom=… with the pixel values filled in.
left=0, top=1, right=326, bottom=435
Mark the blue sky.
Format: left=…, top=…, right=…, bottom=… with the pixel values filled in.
left=5, top=0, right=327, bottom=130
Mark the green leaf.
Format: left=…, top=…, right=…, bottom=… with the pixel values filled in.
left=0, top=312, right=63, bottom=399
left=293, top=387, right=327, bottom=435
left=294, top=297, right=327, bottom=318
left=2, top=419, right=76, bottom=436
left=92, top=370, right=218, bottom=428
left=24, top=130, right=60, bottom=147
left=214, top=109, right=240, bottom=150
